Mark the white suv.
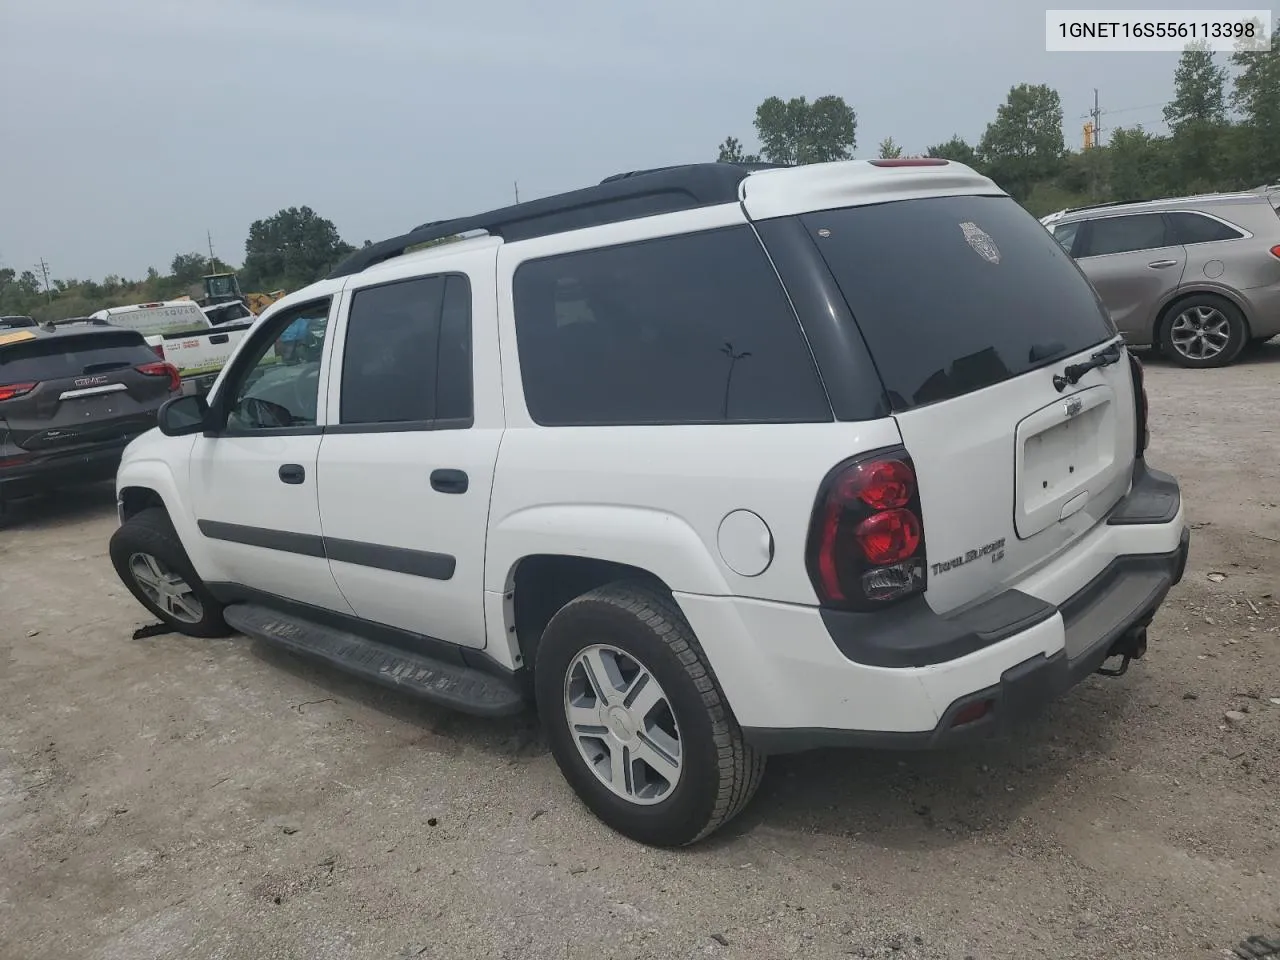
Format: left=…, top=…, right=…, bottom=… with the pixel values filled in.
left=109, top=159, right=1190, bottom=847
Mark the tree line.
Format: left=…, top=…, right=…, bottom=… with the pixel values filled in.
left=718, top=31, right=1278, bottom=215
left=5, top=31, right=1276, bottom=324
left=1, top=206, right=358, bottom=323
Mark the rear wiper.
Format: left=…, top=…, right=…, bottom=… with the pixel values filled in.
left=1052, top=342, right=1122, bottom=392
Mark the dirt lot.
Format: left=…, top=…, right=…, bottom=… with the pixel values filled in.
left=2, top=347, right=1277, bottom=960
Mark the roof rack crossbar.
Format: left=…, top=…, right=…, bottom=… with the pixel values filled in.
left=328, top=162, right=782, bottom=279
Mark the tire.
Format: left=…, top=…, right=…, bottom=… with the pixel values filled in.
left=534, top=581, right=764, bottom=847
left=109, top=507, right=230, bottom=638
left=1158, top=295, right=1248, bottom=369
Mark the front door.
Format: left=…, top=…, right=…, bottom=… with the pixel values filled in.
left=1073, top=212, right=1186, bottom=344
left=316, top=259, right=501, bottom=650
left=188, top=294, right=353, bottom=612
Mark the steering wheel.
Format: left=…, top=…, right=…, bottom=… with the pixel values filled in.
left=239, top=396, right=294, bottom=429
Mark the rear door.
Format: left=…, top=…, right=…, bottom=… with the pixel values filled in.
left=316, top=259, right=499, bottom=650
left=0, top=329, right=175, bottom=452
left=793, top=194, right=1138, bottom=615
left=1073, top=212, right=1186, bottom=343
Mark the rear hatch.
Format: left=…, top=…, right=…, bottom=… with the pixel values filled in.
left=0, top=329, right=177, bottom=453
left=801, top=193, right=1138, bottom=614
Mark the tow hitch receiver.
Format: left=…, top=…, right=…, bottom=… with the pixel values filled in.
left=1096, top=626, right=1148, bottom=678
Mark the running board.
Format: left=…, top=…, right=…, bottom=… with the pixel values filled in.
left=223, top=603, right=525, bottom=718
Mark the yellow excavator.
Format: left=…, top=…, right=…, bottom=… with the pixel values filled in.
left=175, top=273, right=285, bottom=323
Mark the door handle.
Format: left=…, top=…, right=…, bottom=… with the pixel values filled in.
left=278, top=463, right=305, bottom=485
left=209, top=333, right=230, bottom=344
left=1147, top=259, right=1179, bottom=269
left=430, top=469, right=468, bottom=494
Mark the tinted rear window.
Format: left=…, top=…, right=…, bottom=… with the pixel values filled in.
left=801, top=195, right=1115, bottom=410
left=0, top=332, right=154, bottom=383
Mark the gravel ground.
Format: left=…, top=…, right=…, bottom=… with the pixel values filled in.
left=1, top=345, right=1278, bottom=960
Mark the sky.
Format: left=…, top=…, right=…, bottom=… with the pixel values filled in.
left=0, top=0, right=1219, bottom=281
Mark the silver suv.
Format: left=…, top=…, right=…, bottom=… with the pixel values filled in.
left=1042, top=188, right=1280, bottom=368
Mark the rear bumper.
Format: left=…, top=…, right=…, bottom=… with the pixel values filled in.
left=677, top=460, right=1190, bottom=754
left=0, top=436, right=139, bottom=500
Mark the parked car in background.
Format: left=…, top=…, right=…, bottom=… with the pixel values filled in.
left=0, top=324, right=179, bottom=513
left=1042, top=189, right=1280, bottom=368
left=0, top=316, right=37, bottom=328
left=89, top=300, right=254, bottom=394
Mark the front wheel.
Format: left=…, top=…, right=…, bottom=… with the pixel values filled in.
left=109, top=507, right=230, bottom=638
left=1158, top=296, right=1248, bottom=368
left=534, top=582, right=764, bottom=847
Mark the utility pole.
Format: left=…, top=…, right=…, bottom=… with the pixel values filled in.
left=37, top=258, right=52, bottom=303
left=1090, top=88, right=1104, bottom=148
left=514, top=181, right=520, bottom=204
left=1081, top=89, right=1106, bottom=201
left=207, top=229, right=220, bottom=272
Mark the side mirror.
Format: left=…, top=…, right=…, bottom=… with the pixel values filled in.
left=157, top=394, right=209, bottom=437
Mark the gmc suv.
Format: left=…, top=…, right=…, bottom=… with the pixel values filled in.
left=1, top=323, right=180, bottom=513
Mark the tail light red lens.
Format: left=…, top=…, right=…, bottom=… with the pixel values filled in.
left=0, top=381, right=37, bottom=402
left=806, top=448, right=928, bottom=610
left=137, top=361, right=181, bottom=393
left=1269, top=244, right=1280, bottom=260
left=840, top=458, right=914, bottom=510
left=855, top=509, right=922, bottom=565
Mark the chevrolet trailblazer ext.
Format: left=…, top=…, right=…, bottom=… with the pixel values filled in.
left=108, top=160, right=1189, bottom=846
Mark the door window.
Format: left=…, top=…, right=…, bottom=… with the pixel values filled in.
left=223, top=299, right=332, bottom=432
left=511, top=226, right=829, bottom=426
left=1078, top=214, right=1170, bottom=257
left=338, top=273, right=472, bottom=428
left=1049, top=220, right=1081, bottom=255
left=1166, top=211, right=1245, bottom=245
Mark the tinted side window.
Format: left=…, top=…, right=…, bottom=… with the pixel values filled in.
left=340, top=274, right=472, bottom=425
left=1167, top=211, right=1244, bottom=245
left=1080, top=214, right=1169, bottom=257
left=512, top=226, right=830, bottom=426
left=436, top=276, right=472, bottom=422
left=1050, top=220, right=1081, bottom=255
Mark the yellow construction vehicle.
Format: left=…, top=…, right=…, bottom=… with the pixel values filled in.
left=199, top=273, right=285, bottom=315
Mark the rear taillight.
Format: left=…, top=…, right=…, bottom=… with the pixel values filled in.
left=1269, top=244, right=1280, bottom=260
left=1128, top=351, right=1149, bottom=456
left=806, top=448, right=928, bottom=610
left=0, top=381, right=37, bottom=402
left=137, top=361, right=181, bottom=393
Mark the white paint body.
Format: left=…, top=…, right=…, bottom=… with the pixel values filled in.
left=115, top=160, right=1186, bottom=736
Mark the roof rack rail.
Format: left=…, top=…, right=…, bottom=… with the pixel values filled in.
left=328, top=162, right=778, bottom=279
left=1061, top=198, right=1137, bottom=215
